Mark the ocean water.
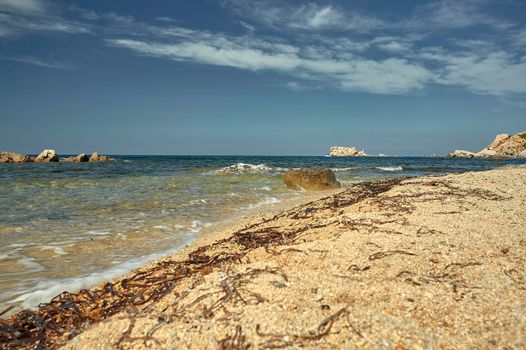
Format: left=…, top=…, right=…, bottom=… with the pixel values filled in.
left=1, top=155, right=525, bottom=310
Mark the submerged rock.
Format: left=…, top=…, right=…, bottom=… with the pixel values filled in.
left=89, top=152, right=110, bottom=162
left=35, top=149, right=59, bottom=162
left=0, top=151, right=33, bottom=163
left=283, top=168, right=341, bottom=191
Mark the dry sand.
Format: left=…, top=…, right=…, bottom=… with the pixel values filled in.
left=3, top=166, right=526, bottom=349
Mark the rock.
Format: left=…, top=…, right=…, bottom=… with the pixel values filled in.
left=448, top=150, right=475, bottom=158
left=329, top=146, right=367, bottom=157
left=35, top=149, right=59, bottom=162
left=447, top=131, right=526, bottom=158
left=89, top=152, right=110, bottom=162
left=487, top=134, right=511, bottom=149
left=519, top=150, right=526, bottom=158
left=283, top=168, right=341, bottom=191
left=73, top=153, right=89, bottom=162
left=476, top=149, right=497, bottom=158
left=479, top=131, right=526, bottom=157
left=0, top=152, right=33, bottom=163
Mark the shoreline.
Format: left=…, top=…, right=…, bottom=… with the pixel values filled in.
left=1, top=188, right=343, bottom=316
left=2, top=166, right=525, bottom=349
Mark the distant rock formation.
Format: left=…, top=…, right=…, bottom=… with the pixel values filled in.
left=64, top=153, right=89, bottom=162
left=35, top=149, right=59, bottom=162
left=329, top=146, right=367, bottom=157
left=89, top=152, right=110, bottom=162
left=448, top=132, right=526, bottom=158
left=1, top=150, right=112, bottom=164
left=449, top=150, right=476, bottom=158
left=0, top=152, right=34, bottom=163
left=283, top=168, right=341, bottom=191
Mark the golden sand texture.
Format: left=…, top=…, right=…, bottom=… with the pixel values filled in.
left=4, top=167, right=526, bottom=349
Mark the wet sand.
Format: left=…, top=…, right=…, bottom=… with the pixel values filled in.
left=2, top=166, right=525, bottom=349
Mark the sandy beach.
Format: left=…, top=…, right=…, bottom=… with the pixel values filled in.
left=2, top=166, right=526, bottom=349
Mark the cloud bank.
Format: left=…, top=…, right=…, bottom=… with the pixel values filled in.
left=2, top=0, right=526, bottom=96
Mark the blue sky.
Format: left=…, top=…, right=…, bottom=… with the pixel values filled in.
left=0, top=0, right=525, bottom=155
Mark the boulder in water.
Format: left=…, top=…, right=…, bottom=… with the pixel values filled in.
left=73, top=153, right=89, bottom=162
left=283, top=168, right=341, bottom=191
left=89, top=152, right=110, bottom=162
left=35, top=149, right=59, bottom=162
left=0, top=151, right=33, bottom=163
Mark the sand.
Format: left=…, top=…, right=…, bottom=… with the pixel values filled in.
left=2, top=166, right=526, bottom=349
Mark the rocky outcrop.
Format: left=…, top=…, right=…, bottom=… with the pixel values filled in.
left=447, top=132, right=526, bottom=158
left=35, top=149, right=59, bottom=162
left=448, top=150, right=476, bottom=158
left=64, top=153, right=89, bottom=162
left=481, top=132, right=526, bottom=157
left=0, top=152, right=33, bottom=163
left=329, top=146, right=367, bottom=157
left=89, top=152, right=110, bottom=162
left=283, top=168, right=341, bottom=191
left=1, top=150, right=112, bottom=164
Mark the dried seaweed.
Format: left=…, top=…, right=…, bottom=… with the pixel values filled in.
left=218, top=325, right=251, bottom=350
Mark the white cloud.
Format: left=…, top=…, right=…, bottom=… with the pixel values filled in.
left=410, top=0, right=513, bottom=30
left=0, top=0, right=90, bottom=38
left=107, top=31, right=435, bottom=95
left=0, top=0, right=45, bottom=15
left=0, top=55, right=73, bottom=69
left=221, top=1, right=383, bottom=32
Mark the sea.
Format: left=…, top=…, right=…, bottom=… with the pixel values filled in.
left=1, top=155, right=525, bottom=311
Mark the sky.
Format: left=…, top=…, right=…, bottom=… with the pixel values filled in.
left=0, top=0, right=525, bottom=156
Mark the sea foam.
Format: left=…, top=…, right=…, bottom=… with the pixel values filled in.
left=376, top=166, right=403, bottom=172
left=13, top=232, right=196, bottom=309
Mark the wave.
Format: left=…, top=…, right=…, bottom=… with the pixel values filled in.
left=209, top=163, right=289, bottom=174
left=13, top=232, right=196, bottom=309
left=376, top=166, right=403, bottom=172
left=331, top=167, right=359, bottom=172
left=246, top=196, right=281, bottom=209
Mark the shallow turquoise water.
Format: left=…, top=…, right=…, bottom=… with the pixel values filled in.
left=1, top=155, right=525, bottom=309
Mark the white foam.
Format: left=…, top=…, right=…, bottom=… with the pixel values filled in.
left=331, top=167, right=359, bottom=172
left=14, top=232, right=196, bottom=309
left=247, top=196, right=281, bottom=209
left=210, top=163, right=288, bottom=174
left=87, top=230, right=112, bottom=236
left=17, top=256, right=43, bottom=270
left=258, top=186, right=271, bottom=191
left=376, top=166, right=403, bottom=172
left=40, top=246, right=67, bottom=255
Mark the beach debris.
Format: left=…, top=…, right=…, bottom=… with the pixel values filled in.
left=283, top=168, right=341, bottom=191
left=35, top=149, right=59, bottom=162
left=218, top=325, right=251, bottom=350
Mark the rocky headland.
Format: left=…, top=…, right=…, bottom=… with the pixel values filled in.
left=0, top=150, right=112, bottom=164
left=448, top=131, right=526, bottom=158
